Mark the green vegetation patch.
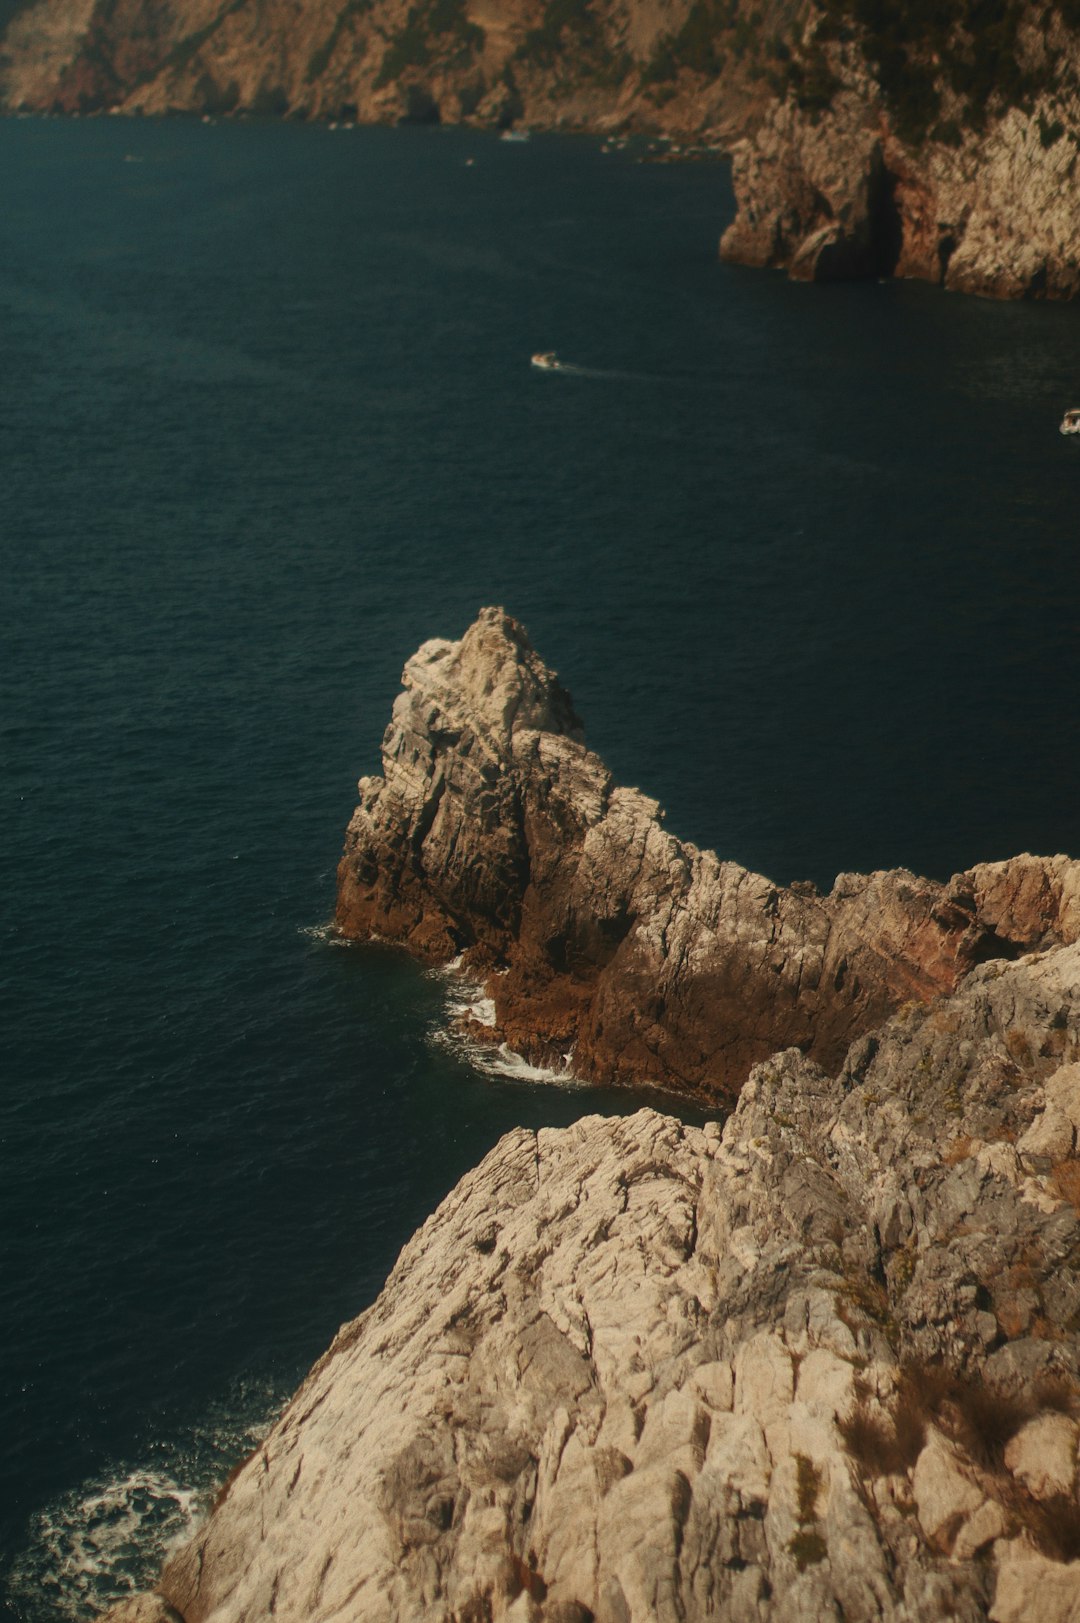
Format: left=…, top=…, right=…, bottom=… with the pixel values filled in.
left=789, top=1529, right=827, bottom=1570
left=805, top=0, right=1056, bottom=143
left=517, top=0, right=614, bottom=72
left=306, top=0, right=372, bottom=84
left=795, top=1452, right=822, bottom=1522
left=642, top=0, right=756, bottom=86
left=0, top=0, right=38, bottom=39
left=167, top=0, right=250, bottom=75
left=788, top=1453, right=827, bottom=1570
left=375, top=0, right=484, bottom=88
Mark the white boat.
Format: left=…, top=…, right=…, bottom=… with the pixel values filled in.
left=1061, top=408, right=1080, bottom=435
left=501, top=128, right=530, bottom=143
left=531, top=351, right=562, bottom=370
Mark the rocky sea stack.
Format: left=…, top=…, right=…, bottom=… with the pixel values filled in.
left=105, top=611, right=1080, bottom=1622
left=337, top=607, right=1080, bottom=1103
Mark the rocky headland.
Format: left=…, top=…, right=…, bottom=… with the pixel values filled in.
left=104, top=610, right=1080, bottom=1622
left=720, top=4, right=1080, bottom=299
left=337, top=607, right=1080, bottom=1103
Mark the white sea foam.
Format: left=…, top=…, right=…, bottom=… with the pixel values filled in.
left=298, top=921, right=353, bottom=947
left=6, top=1386, right=281, bottom=1622
left=428, top=962, right=584, bottom=1088
left=443, top=981, right=498, bottom=1026
left=468, top=1042, right=583, bottom=1085
left=7, top=1467, right=200, bottom=1620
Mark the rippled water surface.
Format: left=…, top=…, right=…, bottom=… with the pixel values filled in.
left=3, top=116, right=1080, bottom=1618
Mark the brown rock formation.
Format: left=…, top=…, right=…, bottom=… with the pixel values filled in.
left=336, top=607, right=1080, bottom=1102
left=720, top=10, right=1080, bottom=300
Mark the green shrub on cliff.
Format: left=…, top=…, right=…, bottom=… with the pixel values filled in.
left=375, top=0, right=483, bottom=87
left=804, top=0, right=1055, bottom=142
left=517, top=0, right=621, bottom=76
left=641, top=0, right=778, bottom=87
left=306, top=0, right=372, bottom=84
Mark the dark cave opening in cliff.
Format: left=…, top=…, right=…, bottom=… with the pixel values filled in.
left=870, top=165, right=904, bottom=278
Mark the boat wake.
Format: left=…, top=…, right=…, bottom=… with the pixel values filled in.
left=533, top=358, right=658, bottom=383
left=558, top=363, right=657, bottom=382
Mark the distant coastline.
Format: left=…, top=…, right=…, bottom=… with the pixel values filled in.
left=5, top=0, right=1080, bottom=299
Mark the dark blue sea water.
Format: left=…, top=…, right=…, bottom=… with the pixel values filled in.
left=3, top=115, right=1080, bottom=1619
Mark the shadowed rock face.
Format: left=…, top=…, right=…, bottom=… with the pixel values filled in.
left=719, top=61, right=1080, bottom=301
left=337, top=607, right=1080, bottom=1102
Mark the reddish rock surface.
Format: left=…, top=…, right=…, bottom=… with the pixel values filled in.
left=337, top=608, right=1080, bottom=1102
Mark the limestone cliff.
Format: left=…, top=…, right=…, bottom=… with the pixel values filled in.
left=336, top=607, right=1080, bottom=1102
left=0, top=0, right=782, bottom=137
left=720, top=1, right=1080, bottom=297
left=98, top=609, right=1080, bottom=1622
left=105, top=931, right=1080, bottom=1621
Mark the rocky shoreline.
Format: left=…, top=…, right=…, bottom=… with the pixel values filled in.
left=103, top=612, right=1080, bottom=1621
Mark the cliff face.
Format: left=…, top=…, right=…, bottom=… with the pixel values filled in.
left=721, top=84, right=1080, bottom=299
left=0, top=0, right=780, bottom=135
left=105, top=933, right=1080, bottom=1622
left=720, top=3, right=1080, bottom=297
left=336, top=607, right=1080, bottom=1103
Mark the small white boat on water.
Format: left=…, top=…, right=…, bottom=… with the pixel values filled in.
left=1061, top=408, right=1080, bottom=435
left=501, top=128, right=530, bottom=142
left=531, top=351, right=562, bottom=370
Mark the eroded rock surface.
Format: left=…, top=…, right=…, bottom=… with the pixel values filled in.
left=721, top=37, right=1080, bottom=301
left=336, top=607, right=1080, bottom=1101
left=0, top=0, right=773, bottom=139
left=106, top=933, right=1080, bottom=1622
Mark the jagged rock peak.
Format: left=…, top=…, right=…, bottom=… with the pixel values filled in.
left=399, top=606, right=584, bottom=749
left=336, top=609, right=1080, bottom=1102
